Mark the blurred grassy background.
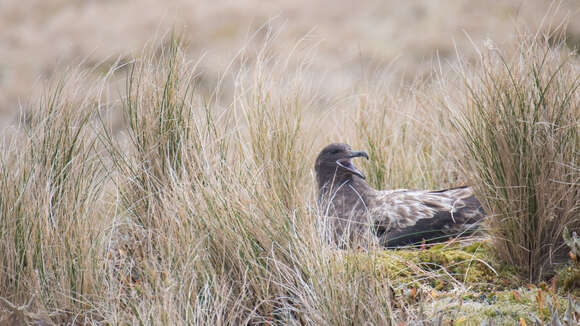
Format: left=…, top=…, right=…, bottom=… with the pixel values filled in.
left=1, top=0, right=579, bottom=130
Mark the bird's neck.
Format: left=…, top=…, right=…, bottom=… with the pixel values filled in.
left=349, top=177, right=375, bottom=193
left=347, top=177, right=376, bottom=203
left=318, top=174, right=375, bottom=201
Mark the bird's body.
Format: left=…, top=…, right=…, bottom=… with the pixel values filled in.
left=315, top=143, right=484, bottom=248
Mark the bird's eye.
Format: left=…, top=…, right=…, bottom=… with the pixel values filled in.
left=331, top=149, right=340, bottom=154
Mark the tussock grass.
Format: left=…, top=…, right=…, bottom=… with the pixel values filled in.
left=448, top=35, right=580, bottom=281
left=0, top=72, right=108, bottom=318
left=95, top=36, right=399, bottom=324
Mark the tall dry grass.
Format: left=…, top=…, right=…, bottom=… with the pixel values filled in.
left=0, top=71, right=109, bottom=320
left=446, top=34, right=580, bottom=281
left=93, top=36, right=401, bottom=324
left=356, top=79, right=460, bottom=191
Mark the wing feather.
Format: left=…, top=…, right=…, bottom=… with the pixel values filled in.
left=366, top=186, right=484, bottom=247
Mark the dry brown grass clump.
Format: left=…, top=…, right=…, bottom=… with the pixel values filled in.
left=89, top=36, right=400, bottom=324
left=0, top=71, right=109, bottom=320
left=447, top=33, right=580, bottom=282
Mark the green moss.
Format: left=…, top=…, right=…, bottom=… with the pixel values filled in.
left=348, top=241, right=519, bottom=291
left=425, top=287, right=573, bottom=325
left=555, top=263, right=580, bottom=295
left=343, top=242, right=577, bottom=324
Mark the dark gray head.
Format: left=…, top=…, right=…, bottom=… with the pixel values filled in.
left=315, top=143, right=369, bottom=190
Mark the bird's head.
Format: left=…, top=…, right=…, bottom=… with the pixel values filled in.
left=315, top=143, right=369, bottom=189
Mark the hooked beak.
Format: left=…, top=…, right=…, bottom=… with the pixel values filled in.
left=348, top=150, right=369, bottom=160
left=336, top=149, right=369, bottom=179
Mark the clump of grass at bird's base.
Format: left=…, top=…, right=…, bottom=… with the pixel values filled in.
left=449, top=34, right=580, bottom=282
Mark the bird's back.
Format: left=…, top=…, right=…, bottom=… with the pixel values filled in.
left=369, top=186, right=485, bottom=247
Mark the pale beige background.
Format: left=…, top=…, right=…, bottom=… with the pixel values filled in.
left=1, top=0, right=579, bottom=128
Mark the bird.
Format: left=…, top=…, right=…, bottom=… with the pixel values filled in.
left=315, top=142, right=485, bottom=248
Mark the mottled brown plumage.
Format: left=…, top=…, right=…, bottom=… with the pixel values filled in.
left=315, top=143, right=484, bottom=248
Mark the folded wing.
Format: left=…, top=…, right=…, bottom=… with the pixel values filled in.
left=368, top=186, right=485, bottom=247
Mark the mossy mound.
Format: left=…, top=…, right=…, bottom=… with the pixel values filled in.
left=424, top=286, right=578, bottom=325
left=344, top=241, right=580, bottom=324
left=348, top=241, right=519, bottom=291
left=555, top=263, right=580, bottom=296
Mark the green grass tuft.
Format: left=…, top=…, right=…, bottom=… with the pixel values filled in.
left=450, top=35, right=580, bottom=282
